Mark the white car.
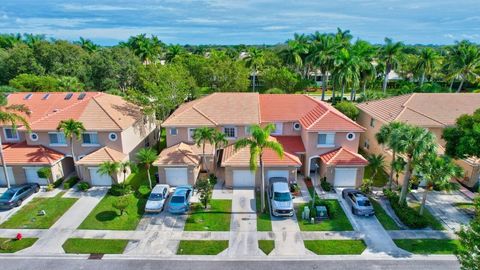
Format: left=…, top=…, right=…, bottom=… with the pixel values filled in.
left=145, top=184, right=170, bottom=213
left=268, top=177, right=294, bottom=217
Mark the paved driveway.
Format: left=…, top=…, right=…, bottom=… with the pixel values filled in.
left=0, top=187, right=39, bottom=224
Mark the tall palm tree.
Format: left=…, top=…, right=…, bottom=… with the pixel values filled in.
left=397, top=126, right=437, bottom=204
left=136, top=148, right=158, bottom=189
left=332, top=48, right=360, bottom=102
left=192, top=127, right=215, bottom=173
left=379, top=38, right=404, bottom=93
left=280, top=35, right=309, bottom=77
left=367, top=154, right=386, bottom=180
left=415, top=48, right=440, bottom=86
left=165, top=44, right=185, bottom=63
left=56, top=119, right=86, bottom=167
left=244, top=48, right=264, bottom=92
left=76, top=37, right=99, bottom=53
left=375, top=122, right=408, bottom=189
left=334, top=28, right=353, bottom=46
left=352, top=40, right=376, bottom=97
left=308, top=33, right=338, bottom=100
left=446, top=40, right=480, bottom=92
left=417, top=155, right=462, bottom=215
left=98, top=161, right=121, bottom=183
left=234, top=124, right=284, bottom=212
left=0, top=95, right=31, bottom=188
left=392, top=157, right=406, bottom=185
left=123, top=34, right=164, bottom=64
left=120, top=161, right=135, bottom=185
left=212, top=131, right=228, bottom=174
left=22, top=33, right=46, bottom=48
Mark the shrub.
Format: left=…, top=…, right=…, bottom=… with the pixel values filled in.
left=63, top=177, right=79, bottom=189
left=112, top=196, right=129, bottom=215
left=37, top=167, right=52, bottom=184
left=53, top=178, right=64, bottom=188
left=208, top=174, right=218, bottom=186
left=311, top=199, right=339, bottom=219
left=383, top=189, right=428, bottom=229
left=45, top=184, right=54, bottom=192
left=195, top=178, right=214, bottom=209
left=136, top=185, right=151, bottom=197
left=360, top=179, right=373, bottom=194
left=108, top=184, right=132, bottom=196
left=77, top=182, right=90, bottom=192
left=320, top=179, right=332, bottom=192
left=334, top=101, right=360, bottom=120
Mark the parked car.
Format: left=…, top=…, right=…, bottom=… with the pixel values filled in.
left=168, top=185, right=193, bottom=214
left=268, top=177, right=294, bottom=217
left=145, top=184, right=170, bottom=213
left=341, top=189, right=375, bottom=216
left=0, top=183, right=40, bottom=210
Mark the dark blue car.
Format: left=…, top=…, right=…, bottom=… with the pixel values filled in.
left=0, top=184, right=40, bottom=210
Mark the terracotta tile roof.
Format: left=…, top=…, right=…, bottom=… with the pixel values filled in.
left=259, top=94, right=319, bottom=122
left=319, top=147, right=368, bottom=166
left=272, top=136, right=305, bottom=153
left=221, top=137, right=301, bottom=167
left=162, top=93, right=260, bottom=127
left=4, top=92, right=142, bottom=131
left=76, top=147, right=127, bottom=165
left=0, top=142, right=64, bottom=165
left=153, top=142, right=201, bottom=166
left=357, top=93, right=480, bottom=127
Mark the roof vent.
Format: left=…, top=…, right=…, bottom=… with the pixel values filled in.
left=78, top=92, right=86, bottom=100
left=64, top=93, right=73, bottom=100
left=42, top=93, right=50, bottom=100
left=24, top=93, right=32, bottom=100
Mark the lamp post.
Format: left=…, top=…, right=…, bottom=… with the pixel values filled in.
left=311, top=163, right=320, bottom=210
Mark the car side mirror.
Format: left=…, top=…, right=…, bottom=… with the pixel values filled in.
left=292, top=196, right=295, bottom=199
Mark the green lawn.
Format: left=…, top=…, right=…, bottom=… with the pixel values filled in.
left=0, top=193, right=77, bottom=229
left=304, top=240, right=367, bottom=255
left=370, top=198, right=401, bottom=230
left=62, top=238, right=129, bottom=254
left=176, top=240, right=228, bottom=255
left=410, top=203, right=445, bottom=230
left=184, top=200, right=232, bottom=231
left=258, top=240, right=274, bottom=255
left=394, top=239, right=460, bottom=254
left=78, top=189, right=149, bottom=230
left=364, top=166, right=389, bottom=187
left=256, top=192, right=272, bottom=231
left=125, top=167, right=157, bottom=190
left=0, top=238, right=37, bottom=253
left=296, top=200, right=353, bottom=231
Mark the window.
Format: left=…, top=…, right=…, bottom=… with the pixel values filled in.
left=188, top=128, right=196, bottom=142
left=346, top=132, right=356, bottom=141
left=245, top=126, right=251, bottom=135
left=293, top=122, right=301, bottom=131
left=64, top=93, right=73, bottom=100
left=170, top=128, right=178, bottom=136
left=42, top=93, right=50, bottom=100
left=271, top=122, right=283, bottom=135
left=49, top=132, right=67, bottom=145
left=223, top=126, right=236, bottom=139
left=30, top=132, right=39, bottom=141
left=3, top=128, right=19, bottom=141
left=364, top=139, right=370, bottom=150
left=108, top=132, right=118, bottom=141
left=77, top=93, right=86, bottom=100
left=23, top=93, right=32, bottom=100
left=82, top=132, right=99, bottom=145
left=370, top=118, right=376, bottom=128
left=317, top=133, right=335, bottom=147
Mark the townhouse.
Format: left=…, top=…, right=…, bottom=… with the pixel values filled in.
left=155, top=93, right=367, bottom=188
left=0, top=92, right=157, bottom=186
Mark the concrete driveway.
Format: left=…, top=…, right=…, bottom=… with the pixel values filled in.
left=0, top=187, right=39, bottom=224
left=336, top=189, right=409, bottom=257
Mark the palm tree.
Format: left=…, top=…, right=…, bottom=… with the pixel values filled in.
left=56, top=119, right=86, bottom=167
left=120, top=161, right=135, bottom=185
left=446, top=40, right=480, bottom=92
left=379, top=38, right=404, bottom=93
left=76, top=37, right=99, bottom=53
left=415, top=48, right=440, bottom=86
left=192, top=127, right=215, bottom=173
left=367, top=154, right=386, bottom=180
left=0, top=95, right=31, bottom=188
left=334, top=28, right=353, bottom=46
left=98, top=161, right=121, bottom=183
left=308, top=33, right=338, bottom=100
left=165, top=44, right=185, bottom=62
left=136, top=148, right=158, bottom=189
left=397, top=126, right=437, bottom=204
left=352, top=40, right=376, bottom=97
left=212, top=131, right=228, bottom=174
left=417, top=155, right=463, bottom=215
left=234, top=124, right=284, bottom=212
left=375, top=122, right=408, bottom=189
left=280, top=35, right=309, bottom=77
left=332, top=48, right=360, bottom=102
left=244, top=48, right=264, bottom=92
left=122, top=34, right=164, bottom=64
left=391, top=157, right=406, bottom=185
left=22, top=33, right=46, bottom=48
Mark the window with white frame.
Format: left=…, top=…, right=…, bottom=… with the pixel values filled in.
left=223, top=126, right=237, bottom=139
left=82, top=132, right=99, bottom=145
left=244, top=126, right=251, bottom=135
left=49, top=132, right=67, bottom=145
left=188, top=128, right=196, bottom=141
left=317, top=132, right=335, bottom=147
left=370, top=118, right=376, bottom=128
left=293, top=122, right=301, bottom=131
left=364, top=139, right=370, bottom=149
left=271, top=122, right=283, bottom=135
left=170, top=128, right=178, bottom=136
left=3, top=128, right=19, bottom=141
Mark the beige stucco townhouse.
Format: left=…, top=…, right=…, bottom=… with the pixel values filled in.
left=0, top=92, right=157, bottom=187
left=155, top=92, right=368, bottom=188
left=356, top=93, right=480, bottom=188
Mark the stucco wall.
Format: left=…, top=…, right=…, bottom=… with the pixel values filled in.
left=0, top=127, right=26, bottom=144
left=320, top=164, right=364, bottom=187
left=223, top=166, right=297, bottom=188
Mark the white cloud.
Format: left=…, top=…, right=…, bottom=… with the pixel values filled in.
left=177, top=18, right=231, bottom=24
left=61, top=4, right=138, bottom=11
left=262, top=25, right=290, bottom=31
left=14, top=17, right=108, bottom=28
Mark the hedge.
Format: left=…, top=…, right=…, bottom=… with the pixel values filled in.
left=63, top=177, right=79, bottom=189
left=383, top=189, right=428, bottom=229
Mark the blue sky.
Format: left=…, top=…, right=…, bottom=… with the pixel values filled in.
left=1, top=0, right=479, bottom=45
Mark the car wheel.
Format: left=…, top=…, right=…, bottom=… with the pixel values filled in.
left=16, top=199, right=23, bottom=207
left=34, top=186, right=40, bottom=193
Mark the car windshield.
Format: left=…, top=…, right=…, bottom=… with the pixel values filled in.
left=0, top=190, right=15, bottom=200
left=357, top=200, right=371, bottom=207
left=170, top=196, right=185, bottom=204
left=148, top=193, right=163, bottom=201
left=274, top=192, right=291, bottom=202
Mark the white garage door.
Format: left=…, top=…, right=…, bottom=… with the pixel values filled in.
left=266, top=170, right=289, bottom=183
left=334, top=168, right=357, bottom=187
left=25, top=167, right=48, bottom=185
left=165, top=168, right=188, bottom=186
left=232, top=170, right=255, bottom=187
left=0, top=167, right=15, bottom=186
left=89, top=167, right=113, bottom=186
